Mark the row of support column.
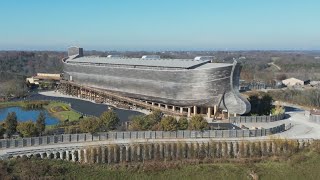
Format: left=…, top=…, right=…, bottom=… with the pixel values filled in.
left=79, top=89, right=101, bottom=102
left=61, top=82, right=237, bottom=118
left=147, top=100, right=220, bottom=118
left=19, top=140, right=308, bottom=163
left=36, top=150, right=79, bottom=162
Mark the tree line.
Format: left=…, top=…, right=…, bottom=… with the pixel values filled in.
left=0, top=51, right=64, bottom=98
left=268, top=89, right=320, bottom=108
left=79, top=110, right=120, bottom=134
left=23, top=101, right=50, bottom=109
left=79, top=109, right=209, bottom=134
left=128, top=110, right=209, bottom=131
left=0, top=112, right=46, bottom=138
left=0, top=51, right=63, bottom=77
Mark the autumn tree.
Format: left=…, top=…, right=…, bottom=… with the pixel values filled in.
left=147, top=109, right=163, bottom=123
left=160, top=116, right=178, bottom=131
left=4, top=112, right=18, bottom=137
left=128, top=110, right=163, bottom=131
left=36, top=112, right=46, bottom=135
left=271, top=102, right=285, bottom=115
left=129, top=115, right=149, bottom=131
left=188, top=115, right=208, bottom=131
left=79, top=117, right=100, bottom=134
left=128, top=115, right=157, bottom=131
left=99, top=110, right=120, bottom=131
left=177, top=117, right=188, bottom=130
left=16, top=121, right=38, bottom=137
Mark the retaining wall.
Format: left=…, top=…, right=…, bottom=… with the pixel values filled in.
left=229, top=114, right=285, bottom=123
left=7, top=138, right=313, bottom=164
left=0, top=124, right=286, bottom=149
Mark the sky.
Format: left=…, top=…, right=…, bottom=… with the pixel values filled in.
left=0, top=0, right=319, bottom=51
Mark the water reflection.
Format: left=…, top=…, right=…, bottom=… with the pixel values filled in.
left=0, top=107, right=59, bottom=125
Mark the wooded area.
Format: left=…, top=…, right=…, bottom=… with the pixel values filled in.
left=268, top=89, right=320, bottom=108
left=1, top=50, right=320, bottom=99
left=0, top=51, right=64, bottom=97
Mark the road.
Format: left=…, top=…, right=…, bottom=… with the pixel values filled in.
left=268, top=62, right=281, bottom=70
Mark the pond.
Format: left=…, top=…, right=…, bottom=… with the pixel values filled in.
left=13, top=93, right=144, bottom=122
left=0, top=107, right=59, bottom=125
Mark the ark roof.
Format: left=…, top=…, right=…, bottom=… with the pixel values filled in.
left=66, top=56, right=232, bottom=69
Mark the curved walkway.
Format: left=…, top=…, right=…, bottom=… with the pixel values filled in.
left=239, top=111, right=320, bottom=139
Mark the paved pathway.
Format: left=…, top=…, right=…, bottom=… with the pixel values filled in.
left=240, top=110, right=320, bottom=139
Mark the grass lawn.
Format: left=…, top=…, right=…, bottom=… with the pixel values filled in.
left=43, top=101, right=82, bottom=122
left=0, top=101, right=26, bottom=108
left=2, top=151, right=320, bottom=180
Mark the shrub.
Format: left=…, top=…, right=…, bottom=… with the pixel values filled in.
left=177, top=117, right=188, bottom=130
left=129, top=115, right=156, bottom=131
left=16, top=121, right=38, bottom=137
left=147, top=109, right=163, bottom=123
left=271, top=103, right=285, bottom=115
left=188, top=115, right=208, bottom=131
left=79, top=117, right=100, bottom=134
left=99, top=110, right=120, bottom=131
left=160, top=116, right=178, bottom=131
left=128, top=111, right=163, bottom=131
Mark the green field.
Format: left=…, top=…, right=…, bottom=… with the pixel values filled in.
left=1, top=150, right=320, bottom=180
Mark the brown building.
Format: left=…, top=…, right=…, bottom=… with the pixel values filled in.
left=26, top=73, right=62, bottom=89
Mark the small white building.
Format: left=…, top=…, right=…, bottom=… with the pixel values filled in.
left=141, top=55, right=160, bottom=59
left=282, top=78, right=305, bottom=87
left=107, top=55, right=123, bottom=58
left=194, top=56, right=215, bottom=61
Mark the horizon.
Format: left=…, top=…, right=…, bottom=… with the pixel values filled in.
left=1, top=47, right=320, bottom=53
left=1, top=0, right=320, bottom=51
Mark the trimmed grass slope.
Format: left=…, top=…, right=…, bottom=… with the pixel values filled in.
left=1, top=151, right=320, bottom=180
left=44, top=101, right=82, bottom=122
